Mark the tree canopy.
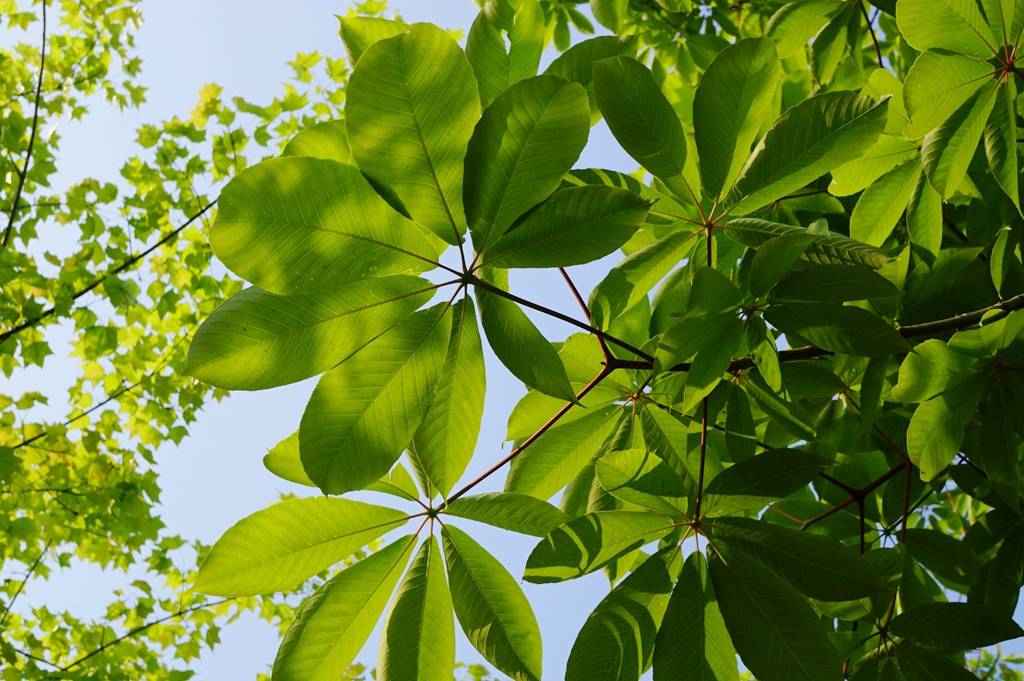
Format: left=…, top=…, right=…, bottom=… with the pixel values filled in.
left=4, top=0, right=1024, bottom=679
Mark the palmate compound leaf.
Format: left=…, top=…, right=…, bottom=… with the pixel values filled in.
left=443, top=493, right=568, bottom=537
left=299, top=304, right=452, bottom=495
left=708, top=517, right=887, bottom=601
left=377, top=537, right=456, bottom=681
left=443, top=525, right=543, bottom=681
left=272, top=535, right=417, bottom=681
left=185, top=276, right=434, bottom=390
left=193, top=497, right=408, bottom=597
left=465, top=74, right=590, bottom=253
left=523, top=511, right=676, bottom=583
left=902, top=49, right=993, bottom=140
left=727, top=92, right=889, bottom=215
left=709, top=549, right=843, bottom=681
left=411, top=298, right=485, bottom=497
left=896, top=0, right=998, bottom=59
left=346, top=22, right=480, bottom=244
left=565, top=548, right=682, bottom=681
left=209, top=157, right=443, bottom=295
left=653, top=552, right=739, bottom=681
left=482, top=185, right=652, bottom=268
left=693, top=37, right=781, bottom=200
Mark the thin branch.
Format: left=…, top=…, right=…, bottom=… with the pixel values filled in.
left=443, top=366, right=613, bottom=506
left=0, top=540, right=51, bottom=628
left=59, top=598, right=233, bottom=671
left=860, top=1, right=883, bottom=68
left=801, top=461, right=910, bottom=531
left=0, top=200, right=217, bottom=343
left=559, top=267, right=610, bottom=361
left=694, top=397, right=709, bottom=521
left=2, top=0, right=47, bottom=249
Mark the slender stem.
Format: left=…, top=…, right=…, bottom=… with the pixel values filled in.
left=443, top=366, right=612, bottom=506
left=900, top=461, right=912, bottom=542
left=694, top=397, right=709, bottom=521
left=801, top=461, right=910, bottom=530
left=0, top=540, right=51, bottom=628
left=861, top=1, right=883, bottom=68
left=559, top=267, right=609, bottom=361
left=1, top=0, right=46, bottom=249
left=466, top=274, right=655, bottom=362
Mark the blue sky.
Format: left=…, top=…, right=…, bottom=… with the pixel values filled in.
left=19, top=1, right=643, bottom=678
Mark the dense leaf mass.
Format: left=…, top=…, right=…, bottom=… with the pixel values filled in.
left=5, top=0, right=1024, bottom=679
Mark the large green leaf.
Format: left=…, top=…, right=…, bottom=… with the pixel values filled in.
left=829, top=134, right=919, bottom=196
left=709, top=517, right=886, bottom=600
left=592, top=56, right=687, bottom=180
left=338, top=16, right=407, bottom=63
left=272, top=536, right=416, bottom=681
left=642, top=404, right=722, bottom=486
left=412, top=299, right=485, bottom=496
left=724, top=218, right=892, bottom=269
left=210, top=158, right=442, bottom=294
left=484, top=186, right=651, bottom=268
left=505, top=405, right=622, bottom=499
left=889, top=602, right=1024, bottom=649
left=922, top=81, right=999, bottom=198
left=896, top=644, right=982, bottom=681
left=891, top=339, right=978, bottom=403
left=377, top=537, right=455, bottom=681
left=444, top=493, right=568, bottom=537
left=728, top=92, right=888, bottom=215
left=282, top=119, right=351, bottom=163
left=565, top=549, right=682, bottom=681
left=765, top=302, right=910, bottom=357
left=765, top=0, right=841, bottom=58
left=693, top=38, right=781, bottom=199
left=849, top=160, right=922, bottom=247
left=749, top=233, right=816, bottom=298
left=466, top=0, right=545, bottom=108
left=524, top=511, right=676, bottom=583
left=896, top=0, right=998, bottom=58
left=596, top=447, right=689, bottom=514
left=347, top=23, right=479, bottom=244
left=907, top=379, right=985, bottom=480
left=770, top=264, right=901, bottom=303
left=985, top=77, right=1020, bottom=210
left=263, top=431, right=314, bottom=486
left=465, top=75, right=590, bottom=252
left=710, top=550, right=843, bottom=681
left=194, top=497, right=407, bottom=596
left=443, top=525, right=543, bottom=681
left=703, top=450, right=830, bottom=516
left=544, top=36, right=637, bottom=118
left=476, top=272, right=576, bottom=401
left=300, top=305, right=452, bottom=494
left=902, top=50, right=992, bottom=140
left=653, top=553, right=738, bottom=681
left=186, top=276, right=433, bottom=390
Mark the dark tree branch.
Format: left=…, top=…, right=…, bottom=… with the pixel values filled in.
left=2, top=0, right=47, bottom=249
left=559, top=267, right=610, bottom=361
left=0, top=540, right=51, bottom=629
left=861, top=1, right=883, bottom=68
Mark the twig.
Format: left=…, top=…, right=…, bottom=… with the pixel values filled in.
left=559, top=267, right=610, bottom=361
left=0, top=540, right=52, bottom=628
left=860, top=1, right=883, bottom=68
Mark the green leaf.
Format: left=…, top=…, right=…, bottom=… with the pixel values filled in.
left=724, top=218, right=892, bottom=268
left=338, top=16, right=407, bottom=63
left=765, top=302, right=910, bottom=357
left=922, top=81, right=998, bottom=198
left=566, top=549, right=682, bottom=681
left=210, top=158, right=442, bottom=295
left=194, top=497, right=407, bottom=596
left=703, top=450, right=830, bottom=516
left=476, top=273, right=576, bottom=401
left=368, top=463, right=422, bottom=501
left=263, top=431, right=314, bottom=486
left=466, top=0, right=545, bottom=108
left=653, top=553, right=739, bottom=681
left=484, top=186, right=651, bottom=268
left=749, top=233, right=816, bottom=298
left=984, top=78, right=1020, bottom=210
left=903, top=50, right=992, bottom=140
left=186, top=277, right=433, bottom=390
left=593, top=56, right=687, bottom=180
left=850, top=160, right=922, bottom=247
left=596, top=448, right=689, bottom=514
left=544, top=36, right=638, bottom=119
left=466, top=75, right=590, bottom=252
left=770, top=264, right=901, bottom=303
left=889, top=602, right=1024, bottom=649
left=444, top=493, right=569, bottom=537
left=896, top=0, right=998, bottom=58
left=412, top=299, right=485, bottom=497
left=272, top=536, right=416, bottom=681
left=710, top=517, right=886, bottom=600
left=590, top=230, right=697, bottom=328
left=693, top=38, right=781, bottom=199
left=524, top=511, right=676, bottom=583
left=729, top=92, right=888, bottom=215
left=907, top=173, right=943, bottom=257
left=709, top=550, right=843, bottom=681
left=766, top=0, right=841, bottom=58
left=740, top=379, right=818, bottom=440
left=347, top=23, right=480, bottom=244
left=300, top=305, right=452, bottom=494
left=443, top=525, right=543, bottom=681
left=590, top=0, right=628, bottom=31
left=907, top=379, right=985, bottom=480
left=642, top=406, right=722, bottom=489
left=981, top=0, right=1024, bottom=47
left=896, top=644, right=981, bottom=681
left=506, top=405, right=622, bottom=499
left=282, top=119, right=351, bottom=163
left=829, top=134, right=919, bottom=196
left=377, top=537, right=455, bottom=681
left=891, top=339, right=977, bottom=403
